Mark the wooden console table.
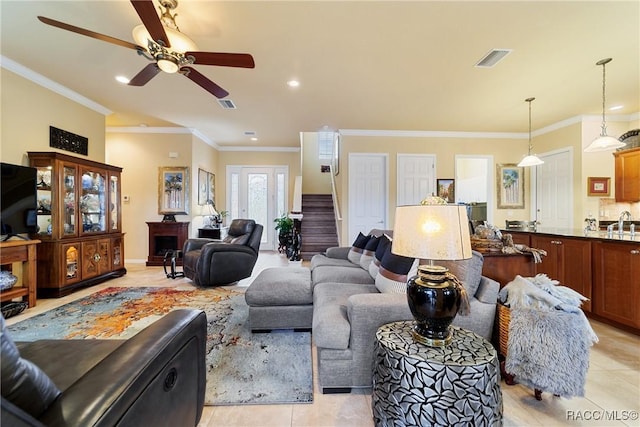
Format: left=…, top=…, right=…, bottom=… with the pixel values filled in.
left=0, top=240, right=40, bottom=308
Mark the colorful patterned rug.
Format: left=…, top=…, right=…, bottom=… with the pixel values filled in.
left=7, top=287, right=313, bottom=406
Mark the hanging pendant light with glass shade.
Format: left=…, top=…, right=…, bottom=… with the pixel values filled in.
left=584, top=58, right=626, bottom=152
left=518, top=97, right=544, bottom=167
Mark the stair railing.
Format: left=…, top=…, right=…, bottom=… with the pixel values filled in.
left=330, top=164, right=342, bottom=245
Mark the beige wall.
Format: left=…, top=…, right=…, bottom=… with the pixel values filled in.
left=0, top=70, right=106, bottom=165
left=300, top=132, right=332, bottom=194
left=335, top=135, right=528, bottom=245
left=106, top=131, right=195, bottom=261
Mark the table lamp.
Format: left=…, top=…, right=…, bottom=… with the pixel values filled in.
left=203, top=199, right=220, bottom=228
left=391, top=197, right=472, bottom=347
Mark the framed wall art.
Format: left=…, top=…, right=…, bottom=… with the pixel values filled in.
left=587, top=176, right=610, bottom=196
left=496, top=164, right=524, bottom=209
left=436, top=179, right=455, bottom=203
left=197, top=169, right=215, bottom=205
left=158, top=166, right=189, bottom=215
left=207, top=172, right=215, bottom=203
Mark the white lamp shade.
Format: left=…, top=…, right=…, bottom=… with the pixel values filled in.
left=132, top=24, right=197, bottom=53
left=517, top=154, right=544, bottom=167
left=584, top=135, right=626, bottom=152
left=391, top=205, right=472, bottom=261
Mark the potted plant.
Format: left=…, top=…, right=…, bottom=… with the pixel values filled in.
left=274, top=214, right=294, bottom=254
left=218, top=210, right=229, bottom=227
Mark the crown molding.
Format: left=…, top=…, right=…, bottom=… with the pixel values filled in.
left=338, top=129, right=526, bottom=139
left=1, top=55, right=112, bottom=116
left=217, top=146, right=300, bottom=152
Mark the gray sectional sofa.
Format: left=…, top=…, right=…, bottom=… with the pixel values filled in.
left=245, top=230, right=500, bottom=393
left=310, top=239, right=500, bottom=392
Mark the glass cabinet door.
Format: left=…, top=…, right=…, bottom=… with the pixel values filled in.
left=35, top=166, right=52, bottom=236
left=62, top=166, right=76, bottom=235
left=80, top=169, right=106, bottom=234
left=109, top=174, right=120, bottom=231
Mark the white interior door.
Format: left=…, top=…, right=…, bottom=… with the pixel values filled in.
left=227, top=166, right=288, bottom=250
left=348, top=154, right=388, bottom=243
left=535, top=149, right=573, bottom=228
left=397, top=154, right=436, bottom=206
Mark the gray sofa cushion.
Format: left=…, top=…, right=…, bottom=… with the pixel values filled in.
left=313, top=283, right=378, bottom=350
left=1, top=315, right=61, bottom=417
left=310, top=255, right=360, bottom=271
left=312, top=265, right=374, bottom=287
left=438, top=250, right=484, bottom=297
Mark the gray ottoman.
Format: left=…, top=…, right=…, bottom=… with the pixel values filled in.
left=244, top=267, right=313, bottom=332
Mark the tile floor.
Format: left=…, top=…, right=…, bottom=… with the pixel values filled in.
left=6, top=252, right=640, bottom=427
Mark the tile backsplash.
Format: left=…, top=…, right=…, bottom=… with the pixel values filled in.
left=598, top=198, right=640, bottom=220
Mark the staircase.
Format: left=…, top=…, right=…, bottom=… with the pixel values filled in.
left=299, top=194, right=338, bottom=261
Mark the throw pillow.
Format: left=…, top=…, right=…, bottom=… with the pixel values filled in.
left=375, top=245, right=416, bottom=294
left=438, top=250, right=483, bottom=297
left=369, top=234, right=391, bottom=280
left=0, top=315, right=61, bottom=417
left=347, top=232, right=372, bottom=265
left=358, top=235, right=380, bottom=271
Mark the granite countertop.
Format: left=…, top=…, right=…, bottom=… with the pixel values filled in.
left=507, top=227, right=640, bottom=243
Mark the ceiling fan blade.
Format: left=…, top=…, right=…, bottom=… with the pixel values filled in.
left=130, top=0, right=170, bottom=47
left=182, top=67, right=229, bottom=99
left=38, top=16, right=142, bottom=51
left=186, top=52, right=255, bottom=69
left=128, top=63, right=161, bottom=86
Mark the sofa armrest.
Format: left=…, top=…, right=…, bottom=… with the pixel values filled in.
left=347, top=293, right=413, bottom=350
left=324, top=246, right=351, bottom=259
left=39, top=309, right=206, bottom=427
left=475, top=276, right=500, bottom=304
left=183, top=238, right=219, bottom=253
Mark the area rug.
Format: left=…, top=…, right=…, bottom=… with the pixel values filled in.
left=6, top=286, right=313, bottom=406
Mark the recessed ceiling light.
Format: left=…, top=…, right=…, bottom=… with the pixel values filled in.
left=115, top=75, right=130, bottom=84
left=609, top=105, right=624, bottom=111
left=251, top=137, right=258, bottom=141
left=287, top=80, right=300, bottom=88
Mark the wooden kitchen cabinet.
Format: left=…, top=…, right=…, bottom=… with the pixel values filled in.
left=28, top=152, right=126, bottom=297
left=614, top=147, right=640, bottom=202
left=592, top=240, right=640, bottom=330
left=530, top=235, right=592, bottom=312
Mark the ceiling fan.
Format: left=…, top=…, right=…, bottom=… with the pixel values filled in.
left=38, top=0, right=255, bottom=99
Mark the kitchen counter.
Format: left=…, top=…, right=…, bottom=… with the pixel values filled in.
left=510, top=227, right=640, bottom=243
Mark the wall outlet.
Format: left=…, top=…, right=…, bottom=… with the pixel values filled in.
left=123, top=195, right=130, bottom=203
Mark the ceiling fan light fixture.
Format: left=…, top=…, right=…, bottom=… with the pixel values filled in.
left=157, top=57, right=179, bottom=73
left=132, top=24, right=197, bottom=53
left=518, top=97, right=544, bottom=168
left=584, top=58, right=626, bottom=153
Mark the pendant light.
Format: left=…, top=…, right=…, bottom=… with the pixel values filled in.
left=584, top=58, right=626, bottom=152
left=518, top=97, right=544, bottom=167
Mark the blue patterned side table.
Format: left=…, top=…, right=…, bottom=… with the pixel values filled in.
left=372, top=322, right=503, bottom=427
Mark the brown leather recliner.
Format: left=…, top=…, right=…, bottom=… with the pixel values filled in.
left=182, top=219, right=264, bottom=286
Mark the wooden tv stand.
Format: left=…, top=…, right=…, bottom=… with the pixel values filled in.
left=0, top=240, right=40, bottom=308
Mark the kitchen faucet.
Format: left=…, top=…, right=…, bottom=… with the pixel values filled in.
left=618, top=210, right=632, bottom=234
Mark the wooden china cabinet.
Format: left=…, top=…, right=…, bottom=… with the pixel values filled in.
left=28, top=152, right=126, bottom=297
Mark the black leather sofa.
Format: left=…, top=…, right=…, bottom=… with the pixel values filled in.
left=1, top=309, right=206, bottom=427
left=182, top=219, right=263, bottom=286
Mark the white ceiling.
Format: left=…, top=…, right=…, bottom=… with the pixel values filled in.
left=1, top=1, right=639, bottom=148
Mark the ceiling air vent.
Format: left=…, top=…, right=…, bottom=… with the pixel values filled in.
left=218, top=99, right=237, bottom=109
left=475, top=49, right=512, bottom=68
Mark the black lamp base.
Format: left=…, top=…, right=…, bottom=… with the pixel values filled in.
left=407, top=264, right=461, bottom=347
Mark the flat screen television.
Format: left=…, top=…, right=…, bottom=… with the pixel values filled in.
left=1, top=162, right=38, bottom=240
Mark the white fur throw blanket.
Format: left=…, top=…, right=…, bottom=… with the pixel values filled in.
left=499, top=275, right=598, bottom=398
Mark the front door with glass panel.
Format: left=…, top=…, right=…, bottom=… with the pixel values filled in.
left=227, top=166, right=288, bottom=251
